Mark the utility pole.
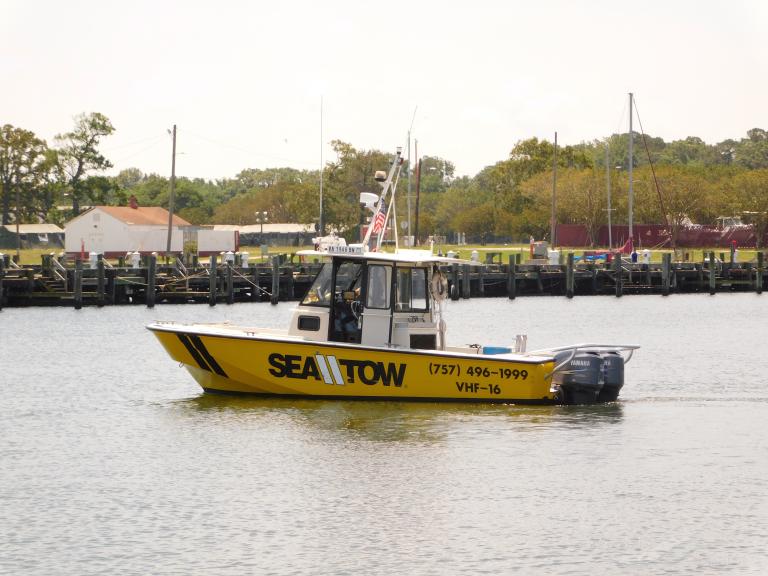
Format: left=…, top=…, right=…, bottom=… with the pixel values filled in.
left=15, top=184, right=20, bottom=261
left=319, top=96, right=324, bottom=237
left=551, top=131, right=558, bottom=247
left=166, top=124, right=177, bottom=256
left=414, top=140, right=421, bottom=246
left=606, top=142, right=612, bottom=249
left=628, top=92, right=634, bottom=241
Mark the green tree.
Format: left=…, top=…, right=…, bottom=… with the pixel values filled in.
left=114, top=167, right=144, bottom=190
left=732, top=169, right=768, bottom=248
left=734, top=128, right=768, bottom=169
left=0, top=125, right=50, bottom=225
left=54, top=112, right=115, bottom=215
left=322, top=140, right=394, bottom=239
left=213, top=179, right=318, bottom=225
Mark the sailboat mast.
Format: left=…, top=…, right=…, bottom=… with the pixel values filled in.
left=407, top=131, right=411, bottom=245
left=606, top=142, right=612, bottom=250
left=551, top=131, right=558, bottom=247
left=628, top=92, right=634, bottom=241
left=319, top=96, right=324, bottom=236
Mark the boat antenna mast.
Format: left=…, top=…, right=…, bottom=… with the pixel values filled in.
left=361, top=148, right=404, bottom=252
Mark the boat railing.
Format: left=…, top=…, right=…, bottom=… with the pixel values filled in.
left=530, top=343, right=640, bottom=380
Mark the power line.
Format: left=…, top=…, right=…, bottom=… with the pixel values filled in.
left=111, top=136, right=165, bottom=164
left=181, top=128, right=318, bottom=169
left=102, top=133, right=166, bottom=153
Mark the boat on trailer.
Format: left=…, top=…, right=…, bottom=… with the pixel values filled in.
left=148, top=149, right=638, bottom=404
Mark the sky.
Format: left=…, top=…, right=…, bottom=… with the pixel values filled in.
left=3, top=0, right=766, bottom=181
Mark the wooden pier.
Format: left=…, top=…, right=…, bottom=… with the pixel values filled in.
left=0, top=251, right=765, bottom=309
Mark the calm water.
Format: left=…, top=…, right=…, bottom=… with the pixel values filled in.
left=1, top=295, right=766, bottom=575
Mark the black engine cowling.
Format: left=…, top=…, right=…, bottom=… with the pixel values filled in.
left=552, top=351, right=604, bottom=405
left=597, top=351, right=625, bottom=402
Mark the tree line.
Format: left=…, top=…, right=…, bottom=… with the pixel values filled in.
left=2, top=112, right=768, bottom=247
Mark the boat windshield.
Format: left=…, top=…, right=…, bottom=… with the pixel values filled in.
left=301, top=264, right=333, bottom=307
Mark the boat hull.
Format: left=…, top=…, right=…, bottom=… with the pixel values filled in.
left=149, top=326, right=557, bottom=403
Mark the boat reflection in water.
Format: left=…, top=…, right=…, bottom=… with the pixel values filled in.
left=176, top=395, right=625, bottom=443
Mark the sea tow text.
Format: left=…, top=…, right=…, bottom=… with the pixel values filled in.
left=268, top=353, right=406, bottom=387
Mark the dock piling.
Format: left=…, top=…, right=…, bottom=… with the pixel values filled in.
left=146, top=254, right=157, bottom=308
left=271, top=256, right=279, bottom=305
left=614, top=253, right=623, bottom=297
left=74, top=259, right=83, bottom=310
left=226, top=262, right=234, bottom=305
left=209, top=254, right=217, bottom=306
left=566, top=253, right=574, bottom=299
left=107, top=268, right=117, bottom=304
left=251, top=263, right=260, bottom=301
left=450, top=263, right=459, bottom=300
left=477, top=264, right=485, bottom=297
left=662, top=253, right=671, bottom=296
left=0, top=256, right=5, bottom=311
left=757, top=252, right=764, bottom=295
left=461, top=264, right=470, bottom=299
left=97, top=254, right=105, bottom=307
left=507, top=255, right=516, bottom=300
left=709, top=251, right=716, bottom=295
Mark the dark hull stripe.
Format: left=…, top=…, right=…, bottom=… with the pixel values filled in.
left=177, top=334, right=212, bottom=372
left=189, top=335, right=228, bottom=377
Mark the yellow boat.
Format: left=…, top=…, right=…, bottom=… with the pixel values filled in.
left=148, top=149, right=638, bottom=404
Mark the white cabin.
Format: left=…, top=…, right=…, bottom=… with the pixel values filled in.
left=288, top=250, right=448, bottom=350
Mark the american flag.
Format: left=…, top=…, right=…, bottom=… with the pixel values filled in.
left=371, top=209, right=386, bottom=235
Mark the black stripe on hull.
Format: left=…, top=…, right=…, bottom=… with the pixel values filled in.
left=177, top=334, right=212, bottom=372
left=189, top=335, right=228, bottom=377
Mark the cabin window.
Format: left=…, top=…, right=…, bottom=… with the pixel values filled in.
left=301, top=264, right=333, bottom=307
left=396, top=267, right=428, bottom=311
left=366, top=265, right=392, bottom=309
left=330, top=260, right=364, bottom=343
left=298, top=315, right=321, bottom=331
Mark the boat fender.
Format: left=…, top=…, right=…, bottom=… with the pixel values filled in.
left=430, top=270, right=448, bottom=301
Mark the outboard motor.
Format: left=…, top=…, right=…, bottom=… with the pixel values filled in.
left=552, top=351, right=604, bottom=405
left=597, top=351, right=625, bottom=402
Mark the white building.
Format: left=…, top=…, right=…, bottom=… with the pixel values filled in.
left=64, top=205, right=192, bottom=256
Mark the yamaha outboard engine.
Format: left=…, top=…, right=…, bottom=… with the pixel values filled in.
left=597, top=351, right=625, bottom=402
left=552, top=351, right=604, bottom=405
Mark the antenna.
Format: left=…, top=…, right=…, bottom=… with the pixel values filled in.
left=406, top=106, right=417, bottom=245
